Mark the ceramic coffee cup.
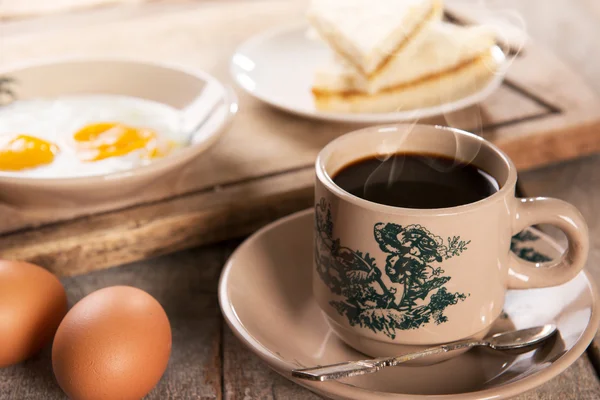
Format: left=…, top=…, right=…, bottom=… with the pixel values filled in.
left=313, top=124, right=589, bottom=359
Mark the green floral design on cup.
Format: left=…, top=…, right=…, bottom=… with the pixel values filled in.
left=314, top=198, right=470, bottom=339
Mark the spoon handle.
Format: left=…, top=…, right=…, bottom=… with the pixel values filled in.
left=292, top=339, right=483, bottom=381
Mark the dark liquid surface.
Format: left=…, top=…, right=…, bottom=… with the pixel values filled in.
left=332, top=153, right=499, bottom=209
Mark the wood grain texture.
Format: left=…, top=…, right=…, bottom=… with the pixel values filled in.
left=0, top=0, right=599, bottom=276
left=2, top=238, right=599, bottom=399
left=223, top=327, right=323, bottom=400
left=447, top=1, right=600, bottom=170
left=0, top=10, right=550, bottom=234
left=1, top=0, right=600, bottom=398
left=0, top=168, right=314, bottom=276
left=0, top=242, right=226, bottom=399
left=496, top=0, right=600, bottom=96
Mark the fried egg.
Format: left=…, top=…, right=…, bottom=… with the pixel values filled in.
left=0, top=95, right=185, bottom=178
left=72, top=122, right=171, bottom=162
left=0, top=134, right=59, bottom=171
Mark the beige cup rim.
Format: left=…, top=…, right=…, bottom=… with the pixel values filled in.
left=316, top=124, right=518, bottom=216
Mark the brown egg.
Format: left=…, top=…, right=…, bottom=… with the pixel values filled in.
left=0, top=260, right=67, bottom=367
left=52, top=286, right=171, bottom=400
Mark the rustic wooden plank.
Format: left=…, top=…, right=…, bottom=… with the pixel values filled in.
left=490, top=108, right=600, bottom=170
left=588, top=341, right=600, bottom=380
left=222, top=327, right=322, bottom=400
left=0, top=168, right=313, bottom=276
left=446, top=1, right=600, bottom=171
left=446, top=0, right=600, bottom=95
left=0, top=347, right=64, bottom=400
left=501, top=0, right=600, bottom=96
left=138, top=247, right=223, bottom=400
left=1, top=2, right=599, bottom=400
left=0, top=0, right=550, bottom=233
left=0, top=243, right=225, bottom=399
left=1, top=0, right=593, bottom=273
left=0, top=82, right=549, bottom=236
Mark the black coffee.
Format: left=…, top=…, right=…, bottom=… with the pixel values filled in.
left=332, top=153, right=499, bottom=209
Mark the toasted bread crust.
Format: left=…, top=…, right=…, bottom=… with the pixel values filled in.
left=312, top=51, right=499, bottom=113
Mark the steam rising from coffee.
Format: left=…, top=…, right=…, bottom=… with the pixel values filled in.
left=362, top=2, right=525, bottom=200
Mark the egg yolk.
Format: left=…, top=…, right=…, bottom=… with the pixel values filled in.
left=73, top=122, right=169, bottom=162
left=0, top=134, right=59, bottom=171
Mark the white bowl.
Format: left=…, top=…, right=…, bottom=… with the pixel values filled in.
left=0, top=58, right=237, bottom=210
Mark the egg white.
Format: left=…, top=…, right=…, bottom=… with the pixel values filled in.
left=0, top=95, right=185, bottom=178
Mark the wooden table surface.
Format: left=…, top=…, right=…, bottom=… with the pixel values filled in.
left=2, top=0, right=600, bottom=399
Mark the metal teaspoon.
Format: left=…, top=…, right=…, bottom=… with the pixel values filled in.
left=292, top=324, right=557, bottom=382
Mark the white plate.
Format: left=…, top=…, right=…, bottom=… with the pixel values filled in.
left=231, top=22, right=507, bottom=124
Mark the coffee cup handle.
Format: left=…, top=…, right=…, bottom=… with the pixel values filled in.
left=507, top=197, right=589, bottom=289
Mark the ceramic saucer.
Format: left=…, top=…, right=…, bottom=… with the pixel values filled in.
left=219, top=209, right=600, bottom=400
left=230, top=22, right=506, bottom=124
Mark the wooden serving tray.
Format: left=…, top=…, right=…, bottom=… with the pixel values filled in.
left=0, top=0, right=599, bottom=276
